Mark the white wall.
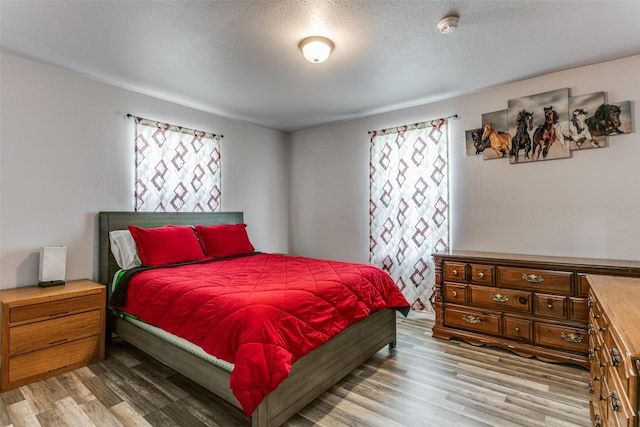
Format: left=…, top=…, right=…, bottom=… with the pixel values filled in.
left=0, top=53, right=288, bottom=289
left=289, top=55, right=640, bottom=264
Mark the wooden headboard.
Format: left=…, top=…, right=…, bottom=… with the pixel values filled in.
left=98, top=211, right=244, bottom=297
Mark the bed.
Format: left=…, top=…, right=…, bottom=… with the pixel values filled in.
left=98, top=211, right=408, bottom=427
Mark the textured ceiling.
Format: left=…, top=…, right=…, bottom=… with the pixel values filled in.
left=2, top=1, right=639, bottom=132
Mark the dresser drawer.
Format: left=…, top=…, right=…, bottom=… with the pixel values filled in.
left=469, top=285, right=531, bottom=313
left=577, top=274, right=591, bottom=297
left=444, top=306, right=500, bottom=336
left=503, top=317, right=532, bottom=342
left=569, top=297, right=588, bottom=323
left=444, top=283, right=467, bottom=303
left=604, top=326, right=636, bottom=394
left=8, top=335, right=101, bottom=383
left=534, top=323, right=588, bottom=353
left=9, top=310, right=102, bottom=356
left=497, top=267, right=572, bottom=294
left=605, top=366, right=635, bottom=427
left=533, top=293, right=566, bottom=320
left=10, top=293, right=102, bottom=323
left=470, top=264, right=494, bottom=285
left=443, top=262, right=466, bottom=282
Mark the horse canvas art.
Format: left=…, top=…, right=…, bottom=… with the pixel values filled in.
left=555, top=108, right=598, bottom=149
left=507, top=88, right=571, bottom=162
left=482, top=123, right=511, bottom=158
left=509, top=110, right=533, bottom=163
left=475, top=89, right=629, bottom=165
left=586, top=103, right=625, bottom=136
left=532, top=106, right=558, bottom=160
left=465, top=128, right=488, bottom=155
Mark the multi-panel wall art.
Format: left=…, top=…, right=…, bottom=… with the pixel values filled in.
left=465, top=88, right=632, bottom=164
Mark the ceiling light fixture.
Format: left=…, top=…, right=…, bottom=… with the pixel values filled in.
left=299, top=36, right=334, bottom=63
left=437, top=15, right=459, bottom=34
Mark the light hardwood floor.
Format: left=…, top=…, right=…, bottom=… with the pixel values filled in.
left=1, top=312, right=591, bottom=427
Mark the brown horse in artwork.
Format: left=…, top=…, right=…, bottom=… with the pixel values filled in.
left=532, top=106, right=558, bottom=160
left=482, top=123, right=511, bottom=158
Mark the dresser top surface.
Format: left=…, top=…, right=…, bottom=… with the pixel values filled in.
left=587, top=275, right=640, bottom=359
left=0, top=279, right=104, bottom=304
left=434, top=250, right=640, bottom=270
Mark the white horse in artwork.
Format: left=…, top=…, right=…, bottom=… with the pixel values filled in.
left=555, top=108, right=598, bottom=151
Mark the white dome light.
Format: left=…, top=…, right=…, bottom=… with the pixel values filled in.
left=437, top=15, right=459, bottom=34
left=299, top=36, right=334, bottom=64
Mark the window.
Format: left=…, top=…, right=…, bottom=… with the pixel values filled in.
left=133, top=116, right=222, bottom=212
left=369, top=119, right=449, bottom=311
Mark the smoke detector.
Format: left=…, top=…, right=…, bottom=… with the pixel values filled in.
left=437, top=15, right=459, bottom=34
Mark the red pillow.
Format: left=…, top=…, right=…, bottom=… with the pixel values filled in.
left=195, top=224, right=255, bottom=258
left=128, top=225, right=207, bottom=266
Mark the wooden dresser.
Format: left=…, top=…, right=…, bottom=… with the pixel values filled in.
left=587, top=275, right=639, bottom=427
left=430, top=251, right=640, bottom=368
left=0, top=279, right=106, bottom=391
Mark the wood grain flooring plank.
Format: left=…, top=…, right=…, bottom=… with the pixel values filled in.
left=19, top=377, right=69, bottom=414
left=155, top=401, right=210, bottom=427
left=4, top=400, right=40, bottom=427
left=79, top=398, right=125, bottom=427
left=165, top=373, right=250, bottom=426
left=36, top=396, right=94, bottom=427
left=81, top=375, right=124, bottom=408
left=109, top=401, right=153, bottom=427
left=0, top=388, right=24, bottom=407
left=130, top=365, right=188, bottom=402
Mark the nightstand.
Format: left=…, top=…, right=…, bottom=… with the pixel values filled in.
left=0, top=279, right=106, bottom=391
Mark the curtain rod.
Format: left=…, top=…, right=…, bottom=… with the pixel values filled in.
left=367, top=114, right=458, bottom=134
left=126, top=114, right=224, bottom=138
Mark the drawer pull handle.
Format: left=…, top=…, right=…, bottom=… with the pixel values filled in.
left=452, top=269, right=459, bottom=276
left=610, top=391, right=620, bottom=412
left=594, top=414, right=601, bottom=427
left=514, top=327, right=520, bottom=333
left=588, top=324, right=594, bottom=335
left=547, top=300, right=554, bottom=309
left=588, top=348, right=595, bottom=360
left=489, top=293, right=509, bottom=303
left=49, top=338, right=69, bottom=346
left=588, top=381, right=594, bottom=394
left=587, top=296, right=594, bottom=307
left=478, top=272, right=485, bottom=279
left=451, top=291, right=458, bottom=297
left=610, top=348, right=620, bottom=367
left=522, top=273, right=544, bottom=283
left=462, top=315, right=482, bottom=324
left=560, top=332, right=584, bottom=344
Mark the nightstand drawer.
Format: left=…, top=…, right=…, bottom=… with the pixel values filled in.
left=10, top=293, right=103, bottom=323
left=8, top=335, right=101, bottom=383
left=9, top=309, right=102, bottom=356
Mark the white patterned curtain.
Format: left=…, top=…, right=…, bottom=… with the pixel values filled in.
left=133, top=116, right=222, bottom=212
left=369, top=119, right=449, bottom=312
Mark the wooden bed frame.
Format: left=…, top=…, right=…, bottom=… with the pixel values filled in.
left=98, top=211, right=398, bottom=427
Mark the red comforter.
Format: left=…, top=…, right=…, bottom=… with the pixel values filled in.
left=112, top=253, right=409, bottom=416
